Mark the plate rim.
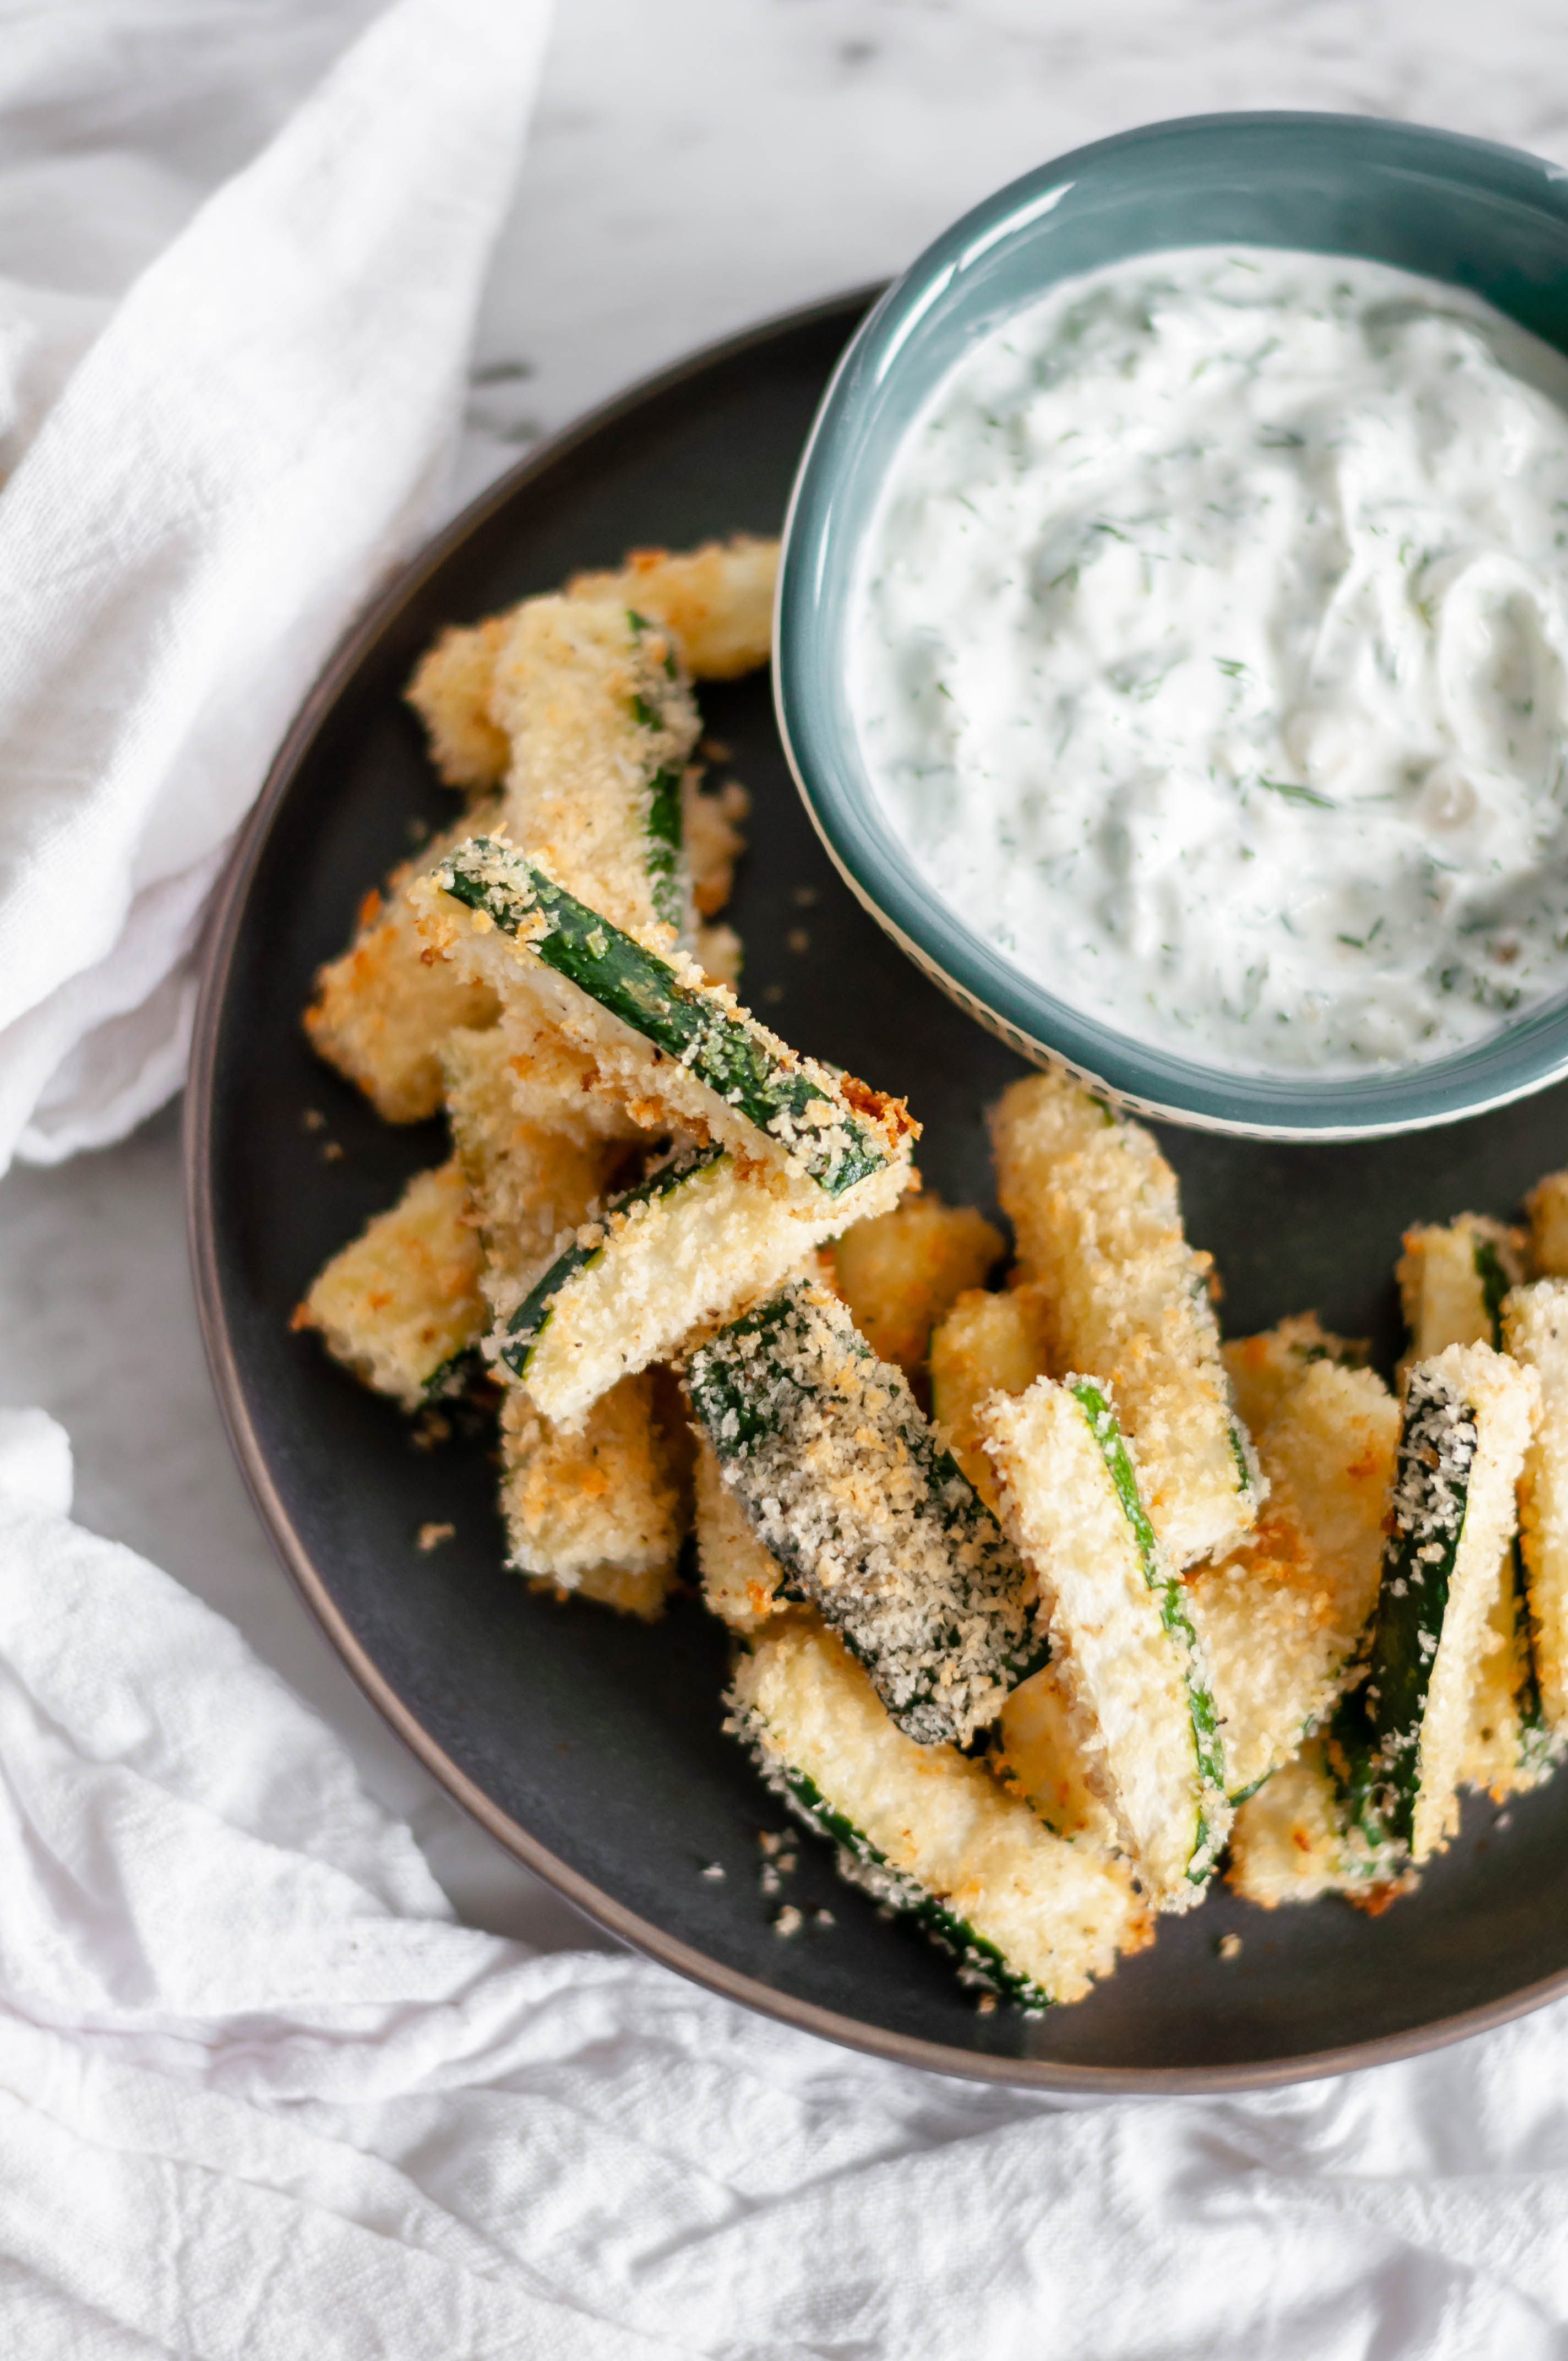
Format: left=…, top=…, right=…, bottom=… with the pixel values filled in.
left=184, top=287, right=1568, bottom=2095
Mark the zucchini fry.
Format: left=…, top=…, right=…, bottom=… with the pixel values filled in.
left=500, top=1372, right=685, bottom=1620
left=415, top=836, right=915, bottom=1203
left=924, top=1287, right=1115, bottom=1849
left=832, top=1195, right=1004, bottom=1377
left=728, top=1618, right=1150, bottom=2006
left=1526, top=1169, right=1568, bottom=1277
left=291, top=1160, right=484, bottom=1408
left=686, top=1279, right=1039, bottom=1748
left=929, top=1284, right=1054, bottom=1506
left=992, top=1664, right=1121, bottom=1850
left=405, top=614, right=511, bottom=791
left=1187, top=1361, right=1400, bottom=1801
left=1332, top=1343, right=1537, bottom=1865
left=1396, top=1218, right=1547, bottom=1793
left=442, top=1017, right=645, bottom=1325
left=978, top=1373, right=1227, bottom=1907
left=499, top=1142, right=886, bottom=1427
left=1227, top=1739, right=1411, bottom=1907
left=304, top=813, right=501, bottom=1123
left=1502, top=1280, right=1568, bottom=1748
left=566, top=536, right=780, bottom=680
left=489, top=596, right=700, bottom=942
left=694, top=1435, right=786, bottom=1629
left=683, top=771, right=749, bottom=918
left=1458, top=1559, right=1549, bottom=1798
left=403, top=536, right=780, bottom=796
left=1396, top=1213, right=1527, bottom=1365
left=1222, top=1313, right=1366, bottom=1441
left=990, top=1071, right=1256, bottom=1566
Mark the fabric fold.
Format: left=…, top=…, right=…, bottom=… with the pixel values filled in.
left=3, top=1407, right=1568, bottom=2356
left=0, top=0, right=553, bottom=1173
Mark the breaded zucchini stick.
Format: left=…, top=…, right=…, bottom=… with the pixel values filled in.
left=1526, top=1168, right=1568, bottom=1277
left=441, top=1016, right=645, bottom=1324
left=1187, top=1359, right=1399, bottom=1800
left=489, top=596, right=701, bottom=941
left=1221, top=1312, right=1366, bottom=1441
left=1397, top=1216, right=1547, bottom=1792
left=499, top=1138, right=912, bottom=1426
left=1227, top=1739, right=1411, bottom=1908
left=1502, top=1280, right=1568, bottom=1748
left=1332, top=1343, right=1537, bottom=1865
left=693, top=1435, right=786, bottom=1629
left=832, top=1194, right=1003, bottom=1376
left=321, top=596, right=716, bottom=1121
left=304, top=814, right=502, bottom=1123
left=686, top=1279, right=1039, bottom=1748
left=291, top=1160, right=484, bottom=1407
left=990, top=1071, right=1256, bottom=1566
left=405, top=613, right=511, bottom=790
left=1396, top=1212, right=1527, bottom=1367
left=500, top=1372, right=686, bottom=1620
left=729, top=1618, right=1150, bottom=2006
left=567, top=537, right=779, bottom=680
left=415, top=837, right=915, bottom=1200
left=928, top=1285, right=1053, bottom=1506
left=978, top=1374, right=1228, bottom=1908
left=992, top=1664, right=1121, bottom=1851
left=683, top=771, right=749, bottom=918
left=404, top=536, right=780, bottom=793
left=921, top=1283, right=1115, bottom=1850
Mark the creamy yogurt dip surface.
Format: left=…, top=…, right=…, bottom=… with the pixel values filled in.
left=848, top=247, right=1568, bottom=1075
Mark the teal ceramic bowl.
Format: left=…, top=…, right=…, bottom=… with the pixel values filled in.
left=776, top=112, right=1568, bottom=1140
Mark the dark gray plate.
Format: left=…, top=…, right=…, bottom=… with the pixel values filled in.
left=189, top=292, right=1568, bottom=2092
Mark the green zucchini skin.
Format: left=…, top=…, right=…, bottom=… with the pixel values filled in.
left=422, top=1348, right=478, bottom=1402
left=436, top=839, right=887, bottom=1197
left=1067, top=1375, right=1227, bottom=1877
left=1330, top=1366, right=1477, bottom=1851
left=625, top=610, right=689, bottom=933
left=1474, top=1238, right=1512, bottom=1344
left=686, top=1280, right=1042, bottom=1747
left=759, top=1750, right=1052, bottom=2011
left=643, top=763, right=685, bottom=933
left=497, top=1141, right=726, bottom=1381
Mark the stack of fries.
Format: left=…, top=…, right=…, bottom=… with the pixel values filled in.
left=293, top=535, right=1568, bottom=2011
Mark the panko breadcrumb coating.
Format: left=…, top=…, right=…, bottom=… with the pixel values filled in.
left=566, top=536, right=779, bottom=680
left=292, top=1160, right=485, bottom=1407
left=402, top=536, right=780, bottom=795
left=832, top=1192, right=1003, bottom=1375
left=501, top=1371, right=685, bottom=1620
left=304, top=814, right=502, bottom=1123
left=991, top=1069, right=1257, bottom=1567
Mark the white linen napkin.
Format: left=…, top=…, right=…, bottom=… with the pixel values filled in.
left=2, top=1399, right=1568, bottom=2359
left=0, top=0, right=553, bottom=1173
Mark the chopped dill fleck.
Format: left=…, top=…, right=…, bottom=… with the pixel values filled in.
left=1258, top=776, right=1335, bottom=809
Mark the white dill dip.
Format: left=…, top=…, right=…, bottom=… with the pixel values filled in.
left=849, top=247, right=1568, bottom=1075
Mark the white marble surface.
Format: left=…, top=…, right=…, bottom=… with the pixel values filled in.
left=4, top=0, right=1568, bottom=1949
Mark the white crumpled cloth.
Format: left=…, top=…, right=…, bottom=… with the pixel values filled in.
left=0, top=0, right=551, bottom=1173
left=3, top=1402, right=1568, bottom=2357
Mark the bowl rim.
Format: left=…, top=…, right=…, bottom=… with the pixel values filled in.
left=186, top=282, right=1568, bottom=2095
left=774, top=108, right=1568, bottom=1143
